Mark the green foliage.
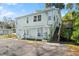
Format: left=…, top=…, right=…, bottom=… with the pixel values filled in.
left=66, top=3, right=73, bottom=10
left=62, top=29, right=72, bottom=39
left=54, top=3, right=65, bottom=9
left=71, top=17, right=79, bottom=43
left=45, top=3, right=65, bottom=9
left=62, top=11, right=79, bottom=43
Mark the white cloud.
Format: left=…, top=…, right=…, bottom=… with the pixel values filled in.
left=21, top=9, right=26, bottom=12
left=0, top=6, right=15, bottom=18
left=6, top=3, right=17, bottom=6
left=1, top=11, right=15, bottom=17
left=0, top=6, right=3, bottom=10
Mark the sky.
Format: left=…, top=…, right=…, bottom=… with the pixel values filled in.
left=0, top=3, right=68, bottom=20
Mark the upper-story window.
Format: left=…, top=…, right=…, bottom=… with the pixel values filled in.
left=48, top=11, right=52, bottom=21
left=33, top=16, right=37, bottom=22
left=48, top=16, right=51, bottom=20
left=38, top=15, right=41, bottom=21
left=26, top=17, right=29, bottom=23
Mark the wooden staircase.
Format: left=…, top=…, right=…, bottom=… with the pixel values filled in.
left=49, top=24, right=61, bottom=43
left=52, top=27, right=59, bottom=42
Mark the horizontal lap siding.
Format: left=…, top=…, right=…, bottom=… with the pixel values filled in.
left=16, top=8, right=61, bottom=40
left=22, top=27, right=50, bottom=39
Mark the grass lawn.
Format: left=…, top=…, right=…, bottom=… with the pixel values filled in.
left=0, top=33, right=16, bottom=39
left=64, top=44, right=79, bottom=55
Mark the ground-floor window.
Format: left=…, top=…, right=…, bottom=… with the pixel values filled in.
left=37, top=27, right=43, bottom=37
left=37, top=32, right=41, bottom=36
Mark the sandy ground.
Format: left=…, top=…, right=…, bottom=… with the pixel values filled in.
left=0, top=39, right=77, bottom=56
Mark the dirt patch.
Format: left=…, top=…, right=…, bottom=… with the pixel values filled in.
left=0, top=39, right=77, bottom=56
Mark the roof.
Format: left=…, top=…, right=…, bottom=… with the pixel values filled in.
left=15, top=7, right=59, bottom=19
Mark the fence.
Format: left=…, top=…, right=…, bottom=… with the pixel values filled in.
left=0, top=29, right=15, bottom=35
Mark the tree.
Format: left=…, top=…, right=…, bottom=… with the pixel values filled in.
left=3, top=16, right=15, bottom=30
left=45, top=3, right=55, bottom=8
left=76, top=3, right=79, bottom=10
left=54, top=3, right=65, bottom=9
left=62, top=9, right=79, bottom=43
left=62, top=12, right=73, bottom=39
left=66, top=3, right=73, bottom=10
left=62, top=4, right=75, bottom=40
left=45, top=3, right=65, bottom=10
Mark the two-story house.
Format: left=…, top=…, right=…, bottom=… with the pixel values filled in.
left=15, top=7, right=62, bottom=41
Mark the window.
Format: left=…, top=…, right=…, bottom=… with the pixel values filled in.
left=37, top=28, right=42, bottom=37
left=38, top=32, right=41, bottom=36
left=48, top=16, right=51, bottom=20
left=33, top=15, right=41, bottom=22
left=26, top=17, right=29, bottom=23
left=38, top=15, right=41, bottom=21
left=54, top=16, right=55, bottom=21
left=34, top=16, right=37, bottom=22
left=57, top=17, right=58, bottom=24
